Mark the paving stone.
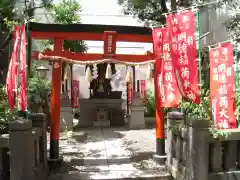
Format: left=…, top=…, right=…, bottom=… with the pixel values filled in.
left=49, top=170, right=171, bottom=180
left=81, top=165, right=109, bottom=172
left=84, top=158, right=108, bottom=166
left=107, top=156, right=131, bottom=163
left=47, top=127, right=171, bottom=180
left=108, top=163, right=136, bottom=171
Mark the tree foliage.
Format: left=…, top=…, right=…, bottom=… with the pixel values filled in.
left=118, top=0, right=240, bottom=40
left=1, top=0, right=53, bottom=31
left=117, top=0, right=194, bottom=26
left=43, top=0, right=87, bottom=53
left=0, top=0, right=54, bottom=84
left=0, top=0, right=16, bottom=32
left=224, top=0, right=240, bottom=38
left=118, top=0, right=168, bottom=26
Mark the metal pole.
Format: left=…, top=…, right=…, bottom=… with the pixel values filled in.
left=196, top=10, right=203, bottom=117
left=16, top=25, right=23, bottom=111
left=126, top=81, right=129, bottom=114
left=137, top=80, right=140, bottom=92
left=0, top=10, right=3, bottom=57
left=132, top=66, right=136, bottom=95
left=27, top=23, right=32, bottom=78
left=70, top=64, right=73, bottom=114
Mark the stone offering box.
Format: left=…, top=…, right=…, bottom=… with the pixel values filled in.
left=167, top=112, right=240, bottom=180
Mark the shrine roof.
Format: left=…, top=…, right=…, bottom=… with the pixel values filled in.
left=28, top=22, right=152, bottom=35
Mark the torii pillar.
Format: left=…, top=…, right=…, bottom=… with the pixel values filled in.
left=49, top=38, right=63, bottom=161
left=153, top=56, right=166, bottom=164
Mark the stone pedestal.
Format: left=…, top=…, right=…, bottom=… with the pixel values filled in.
left=60, top=99, right=73, bottom=131
left=30, top=113, right=48, bottom=178
left=77, top=98, right=124, bottom=127
left=9, top=119, right=35, bottom=180
left=129, top=94, right=145, bottom=129
left=93, top=108, right=110, bottom=127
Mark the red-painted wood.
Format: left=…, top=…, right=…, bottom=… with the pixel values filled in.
left=30, top=32, right=152, bottom=42
left=154, top=58, right=164, bottom=139
left=103, top=31, right=117, bottom=57
left=50, top=39, right=63, bottom=141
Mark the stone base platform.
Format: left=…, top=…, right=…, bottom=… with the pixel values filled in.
left=93, top=120, right=111, bottom=127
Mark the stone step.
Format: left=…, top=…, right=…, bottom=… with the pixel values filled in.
left=48, top=169, right=171, bottom=180
left=48, top=160, right=171, bottom=180
left=61, top=152, right=157, bottom=165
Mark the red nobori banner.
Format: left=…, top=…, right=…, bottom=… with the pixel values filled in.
left=214, top=97, right=236, bottom=129
left=18, top=24, right=27, bottom=111
left=72, top=80, right=80, bottom=108
left=128, top=83, right=133, bottom=104
left=140, top=80, right=147, bottom=103
left=152, top=28, right=163, bottom=74
left=152, top=28, right=163, bottom=110
left=6, top=25, right=21, bottom=109
left=210, top=43, right=236, bottom=128
left=152, top=28, right=163, bottom=61
left=157, top=28, right=181, bottom=107
left=103, top=31, right=117, bottom=57
left=166, top=10, right=200, bottom=104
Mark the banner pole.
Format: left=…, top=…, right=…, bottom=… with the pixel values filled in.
left=195, top=10, right=203, bottom=117
left=25, top=22, right=30, bottom=118
left=235, top=47, right=239, bottom=89
left=235, top=47, right=240, bottom=127
left=16, top=25, right=23, bottom=111
left=26, top=22, right=31, bottom=98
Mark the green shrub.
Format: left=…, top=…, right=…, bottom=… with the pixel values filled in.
left=235, top=90, right=240, bottom=125
left=144, top=88, right=211, bottom=119
left=144, top=89, right=155, bottom=117
left=179, top=89, right=211, bottom=120
left=0, top=84, right=18, bottom=133
left=144, top=89, right=171, bottom=117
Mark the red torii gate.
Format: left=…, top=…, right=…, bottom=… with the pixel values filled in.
left=28, top=22, right=165, bottom=164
